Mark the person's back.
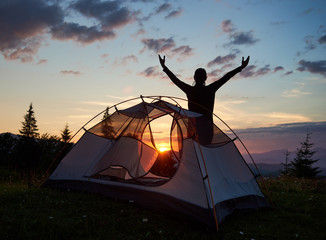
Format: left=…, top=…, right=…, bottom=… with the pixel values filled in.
left=158, top=54, right=249, bottom=144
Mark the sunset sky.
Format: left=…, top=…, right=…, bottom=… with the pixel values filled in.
left=1, top=0, right=325, bottom=153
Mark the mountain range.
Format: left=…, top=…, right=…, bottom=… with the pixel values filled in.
left=245, top=148, right=326, bottom=177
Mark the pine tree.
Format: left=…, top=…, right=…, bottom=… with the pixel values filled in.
left=289, top=131, right=321, bottom=178
left=19, top=103, right=39, bottom=138
left=102, top=107, right=110, bottom=120
left=101, top=107, right=115, bottom=138
left=281, top=149, right=291, bottom=176
left=61, top=123, right=72, bottom=143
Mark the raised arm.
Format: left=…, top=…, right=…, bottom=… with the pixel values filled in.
left=210, top=56, right=250, bottom=91
left=158, top=54, right=190, bottom=92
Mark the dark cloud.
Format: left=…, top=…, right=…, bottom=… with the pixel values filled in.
left=207, top=53, right=237, bottom=68
left=274, top=66, right=284, bottom=72
left=239, top=65, right=256, bottom=78
left=207, top=69, right=223, bottom=78
left=71, top=0, right=137, bottom=31
left=165, top=8, right=182, bottom=19
left=221, top=19, right=259, bottom=46
left=139, top=66, right=161, bottom=78
left=0, top=0, right=63, bottom=62
left=230, top=31, right=259, bottom=45
left=142, top=38, right=175, bottom=52
left=51, top=22, right=115, bottom=43
left=130, top=0, right=155, bottom=2
left=319, top=35, right=326, bottom=44
left=172, top=45, right=193, bottom=56
left=240, top=65, right=271, bottom=78
left=297, top=59, right=326, bottom=77
left=255, top=65, right=271, bottom=76
left=155, top=3, right=171, bottom=14
left=139, top=3, right=172, bottom=22
left=0, top=0, right=138, bottom=62
left=283, top=71, right=293, bottom=76
left=141, top=37, right=193, bottom=58
left=71, top=0, right=120, bottom=18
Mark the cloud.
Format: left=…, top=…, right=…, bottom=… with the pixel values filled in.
left=297, top=59, right=326, bottom=77
left=282, top=87, right=311, bottom=98
left=221, top=19, right=259, bottom=46
left=0, top=0, right=138, bottom=62
left=155, top=3, right=171, bottom=14
left=230, top=31, right=259, bottom=45
left=221, top=20, right=235, bottom=33
left=207, top=53, right=237, bottom=68
left=255, top=65, right=271, bottom=76
left=236, top=121, right=326, bottom=135
left=51, top=22, right=115, bottom=43
left=0, top=0, right=63, bottom=62
left=274, top=66, right=284, bottom=72
left=283, top=71, right=293, bottom=76
left=139, top=66, right=162, bottom=78
left=141, top=37, right=194, bottom=59
left=207, top=68, right=223, bottom=78
left=142, top=37, right=175, bottom=52
left=71, top=0, right=137, bottom=31
left=165, top=8, right=183, bottom=19
left=172, top=45, right=193, bottom=57
left=81, top=100, right=111, bottom=107
left=232, top=121, right=326, bottom=153
left=131, top=28, right=146, bottom=38
left=61, top=70, right=82, bottom=75
left=139, top=3, right=172, bottom=22
left=240, top=65, right=271, bottom=78
left=262, top=112, right=311, bottom=124
left=319, top=35, right=326, bottom=44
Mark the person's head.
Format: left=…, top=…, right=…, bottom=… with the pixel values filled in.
left=194, top=68, right=207, bottom=86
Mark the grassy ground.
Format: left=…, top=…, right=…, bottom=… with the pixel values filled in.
left=0, top=173, right=325, bottom=240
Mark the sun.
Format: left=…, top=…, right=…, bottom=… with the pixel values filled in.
left=159, top=147, right=169, bottom=153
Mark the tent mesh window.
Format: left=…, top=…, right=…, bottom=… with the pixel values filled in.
left=87, top=101, right=183, bottom=185
left=85, top=99, right=234, bottom=186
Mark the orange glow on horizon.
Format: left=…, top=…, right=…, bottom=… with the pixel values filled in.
left=156, top=142, right=171, bottom=153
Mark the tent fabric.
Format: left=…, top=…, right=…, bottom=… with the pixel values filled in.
left=45, top=97, right=268, bottom=227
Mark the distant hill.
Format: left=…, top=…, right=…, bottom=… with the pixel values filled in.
left=244, top=148, right=326, bottom=167
left=245, top=148, right=326, bottom=177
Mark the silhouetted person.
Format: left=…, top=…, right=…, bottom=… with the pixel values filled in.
left=159, top=54, right=249, bottom=145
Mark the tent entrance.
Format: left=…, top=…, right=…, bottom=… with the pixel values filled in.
left=89, top=108, right=181, bottom=186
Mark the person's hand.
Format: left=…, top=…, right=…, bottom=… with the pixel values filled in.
left=241, top=56, right=250, bottom=69
left=158, top=54, right=166, bottom=69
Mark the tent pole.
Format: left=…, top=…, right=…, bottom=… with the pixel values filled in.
left=164, top=96, right=220, bottom=231
left=195, top=141, right=220, bottom=231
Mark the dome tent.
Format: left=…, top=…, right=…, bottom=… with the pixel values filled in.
left=44, top=96, right=268, bottom=230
